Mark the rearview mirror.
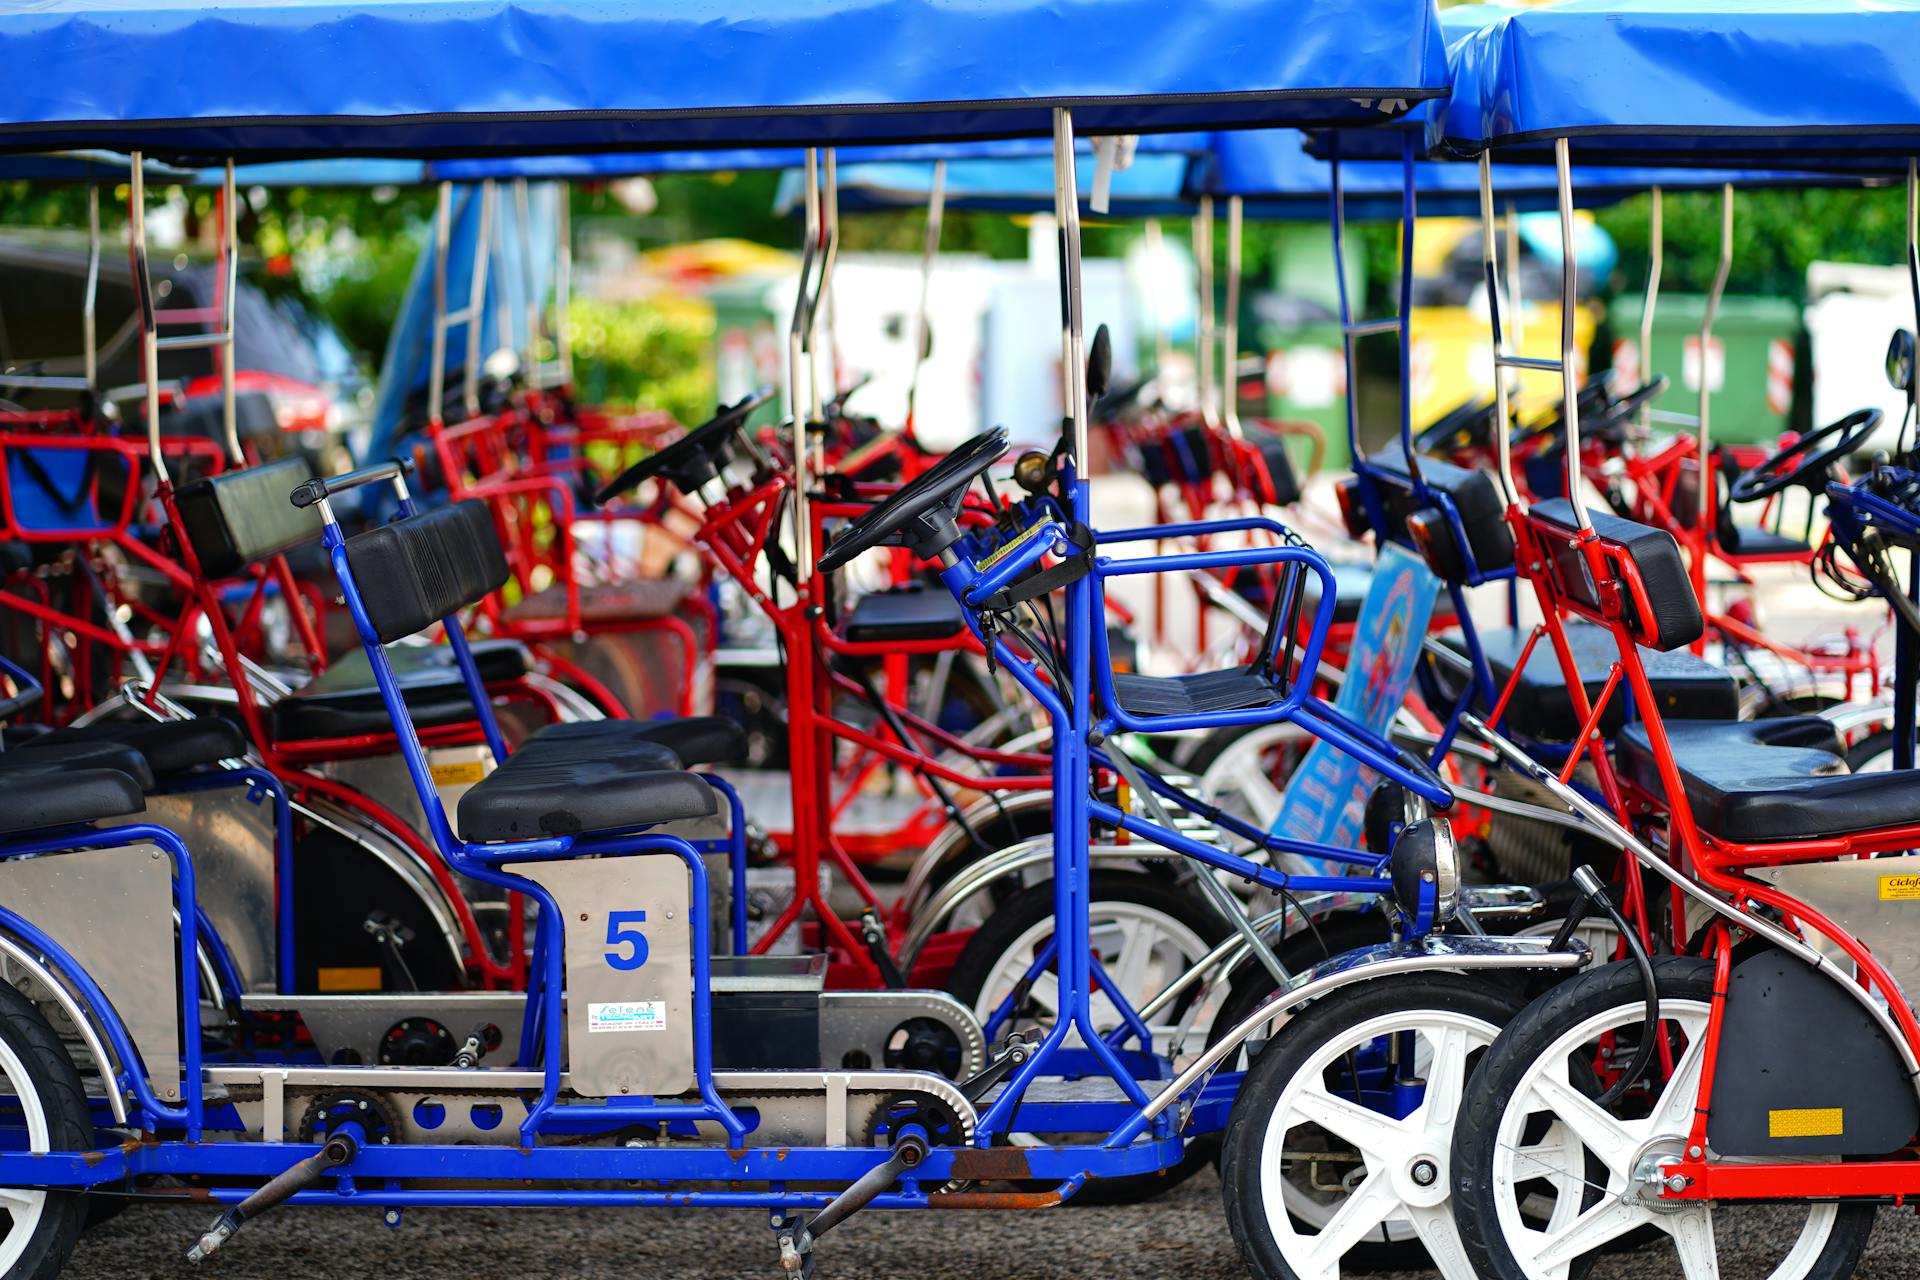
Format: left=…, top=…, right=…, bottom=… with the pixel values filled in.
left=1888, top=329, right=1915, bottom=392
left=1086, top=324, right=1112, bottom=402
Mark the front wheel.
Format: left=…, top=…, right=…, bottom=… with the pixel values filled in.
left=1223, top=972, right=1526, bottom=1279
left=1450, top=957, right=1876, bottom=1280
left=0, top=980, right=91, bottom=1279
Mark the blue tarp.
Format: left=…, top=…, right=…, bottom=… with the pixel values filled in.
left=0, top=152, right=193, bottom=183
left=774, top=152, right=1203, bottom=218
left=366, top=183, right=557, bottom=461
left=1435, top=0, right=1920, bottom=167
left=0, top=0, right=1448, bottom=160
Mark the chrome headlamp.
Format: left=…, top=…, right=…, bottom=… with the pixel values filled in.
left=1389, top=817, right=1460, bottom=933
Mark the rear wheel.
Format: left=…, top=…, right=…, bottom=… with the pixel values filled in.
left=0, top=980, right=90, bottom=1279
left=1223, top=972, right=1525, bottom=1278
left=1451, top=958, right=1876, bottom=1280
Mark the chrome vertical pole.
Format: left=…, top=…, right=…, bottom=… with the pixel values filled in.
left=1695, top=184, right=1733, bottom=566
left=1555, top=138, right=1591, bottom=530
left=1223, top=195, right=1244, bottom=439
left=1640, top=186, right=1663, bottom=436
left=464, top=181, right=496, bottom=420
left=555, top=183, right=573, bottom=387
left=1055, top=111, right=1089, bottom=467
left=788, top=150, right=821, bottom=583
left=1504, top=198, right=1523, bottom=393
left=130, top=154, right=168, bottom=486
left=220, top=160, right=240, bottom=463
left=817, top=149, right=840, bottom=439
left=515, top=178, right=538, bottom=379
left=1145, top=219, right=1172, bottom=382
left=83, top=185, right=99, bottom=397
left=429, top=182, right=453, bottom=426
left=905, top=159, right=946, bottom=436
left=1194, top=196, right=1217, bottom=427
left=1480, top=156, right=1518, bottom=505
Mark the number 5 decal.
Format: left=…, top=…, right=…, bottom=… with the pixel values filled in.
left=604, top=910, right=649, bottom=970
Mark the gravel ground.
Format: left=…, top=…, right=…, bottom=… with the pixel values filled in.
left=58, top=1170, right=1920, bottom=1279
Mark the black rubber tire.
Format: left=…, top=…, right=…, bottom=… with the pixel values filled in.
left=0, top=980, right=91, bottom=1279
left=946, top=871, right=1230, bottom=1207
left=1222, top=971, right=1526, bottom=1277
left=1450, top=957, right=1877, bottom=1280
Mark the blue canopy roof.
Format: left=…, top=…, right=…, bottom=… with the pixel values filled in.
left=0, top=0, right=1448, bottom=162
left=775, top=152, right=1203, bottom=218
left=0, top=152, right=194, bottom=183
left=1211, top=130, right=1852, bottom=220
left=1435, top=0, right=1920, bottom=168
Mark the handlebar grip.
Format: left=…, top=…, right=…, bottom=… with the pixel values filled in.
left=291, top=457, right=415, bottom=508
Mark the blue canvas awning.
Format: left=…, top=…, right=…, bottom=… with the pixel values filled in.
left=1435, top=0, right=1920, bottom=168
left=0, top=0, right=1448, bottom=161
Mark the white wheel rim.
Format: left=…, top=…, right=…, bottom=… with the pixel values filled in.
left=1488, top=997, right=1842, bottom=1280
left=0, top=1033, right=50, bottom=1274
left=1196, top=724, right=1309, bottom=833
left=970, top=902, right=1214, bottom=1058
left=1257, top=1007, right=1499, bottom=1280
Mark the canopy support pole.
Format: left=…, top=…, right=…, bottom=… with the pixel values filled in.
left=1504, top=198, right=1523, bottom=396
left=1145, top=219, right=1172, bottom=385
left=1479, top=156, right=1518, bottom=506
left=1223, top=195, right=1244, bottom=439
left=130, top=153, right=166, bottom=487
left=214, top=161, right=240, bottom=464
left=514, top=178, right=539, bottom=382
left=788, top=150, right=821, bottom=583
left=904, top=159, right=946, bottom=438
left=83, top=184, right=99, bottom=397
left=1691, top=184, right=1733, bottom=637
left=554, top=183, right=573, bottom=389
left=812, top=150, right=840, bottom=442
left=1554, top=138, right=1591, bottom=531
left=465, top=181, right=496, bottom=422
left=429, top=182, right=453, bottom=428
left=1639, top=187, right=1663, bottom=437
left=1193, top=196, right=1217, bottom=427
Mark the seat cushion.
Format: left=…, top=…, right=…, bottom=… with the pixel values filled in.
left=525, top=716, right=747, bottom=769
left=0, top=768, right=147, bottom=834
left=843, top=584, right=967, bottom=644
left=515, top=720, right=685, bottom=771
left=0, top=740, right=156, bottom=791
left=1110, top=667, right=1282, bottom=720
left=1720, top=524, right=1812, bottom=559
left=1613, top=717, right=1920, bottom=843
left=1530, top=498, right=1703, bottom=652
left=1429, top=622, right=1738, bottom=743
left=457, top=759, right=716, bottom=841
left=14, top=716, right=246, bottom=777
left=270, top=640, right=528, bottom=742
left=502, top=578, right=693, bottom=624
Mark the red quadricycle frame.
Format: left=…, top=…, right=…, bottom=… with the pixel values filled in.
left=1510, top=501, right=1920, bottom=1203
left=426, top=404, right=712, bottom=718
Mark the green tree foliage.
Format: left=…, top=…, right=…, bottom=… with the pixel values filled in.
left=566, top=295, right=715, bottom=427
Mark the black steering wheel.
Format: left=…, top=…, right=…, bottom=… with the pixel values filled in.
left=1413, top=396, right=1500, bottom=455
left=593, top=386, right=776, bottom=506
left=1729, top=407, right=1883, bottom=504
left=817, top=427, right=1010, bottom=573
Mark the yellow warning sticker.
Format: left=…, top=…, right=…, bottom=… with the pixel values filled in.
left=316, top=966, right=383, bottom=993
left=431, top=760, right=489, bottom=787
left=1880, top=874, right=1920, bottom=901
left=1768, top=1107, right=1844, bottom=1139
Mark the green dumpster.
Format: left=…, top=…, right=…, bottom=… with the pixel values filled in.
left=1610, top=293, right=1801, bottom=446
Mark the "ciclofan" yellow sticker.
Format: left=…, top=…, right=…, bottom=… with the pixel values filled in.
left=1880, top=874, right=1920, bottom=901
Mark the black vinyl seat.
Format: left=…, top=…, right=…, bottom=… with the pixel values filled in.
left=1110, top=667, right=1283, bottom=720
left=526, top=716, right=748, bottom=769
left=1531, top=499, right=1704, bottom=652
left=0, top=768, right=147, bottom=835
left=0, top=740, right=157, bottom=790
left=1367, top=445, right=1516, bottom=576
left=842, top=584, right=967, bottom=644
left=457, top=758, right=717, bottom=841
left=9, top=716, right=247, bottom=778
left=1429, top=622, right=1739, bottom=743
left=270, top=639, right=529, bottom=741
left=1615, top=717, right=1920, bottom=842
left=1720, top=524, right=1813, bottom=558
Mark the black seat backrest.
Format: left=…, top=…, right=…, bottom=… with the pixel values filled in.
left=343, top=499, right=509, bottom=644
left=1365, top=445, right=1516, bottom=576
left=1530, top=497, right=1703, bottom=652
left=1242, top=426, right=1301, bottom=507
left=173, top=456, right=324, bottom=578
